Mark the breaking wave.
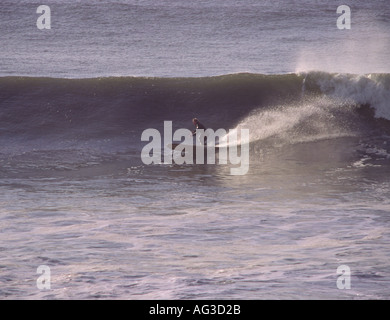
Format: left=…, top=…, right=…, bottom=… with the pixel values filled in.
left=0, top=72, right=389, bottom=152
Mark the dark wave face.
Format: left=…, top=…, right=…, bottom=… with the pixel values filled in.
left=0, top=72, right=389, bottom=153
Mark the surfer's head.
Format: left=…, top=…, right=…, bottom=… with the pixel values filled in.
left=192, top=118, right=199, bottom=125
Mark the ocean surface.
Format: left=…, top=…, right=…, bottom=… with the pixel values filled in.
left=1, top=0, right=390, bottom=300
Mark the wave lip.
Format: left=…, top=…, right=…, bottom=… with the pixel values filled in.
left=302, top=71, right=390, bottom=121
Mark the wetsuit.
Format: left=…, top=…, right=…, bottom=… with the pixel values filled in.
left=192, top=121, right=207, bottom=145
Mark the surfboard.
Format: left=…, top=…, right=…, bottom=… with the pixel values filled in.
left=167, top=143, right=220, bottom=159
left=167, top=143, right=219, bottom=151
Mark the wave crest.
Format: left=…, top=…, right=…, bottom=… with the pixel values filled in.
left=0, top=72, right=389, bottom=148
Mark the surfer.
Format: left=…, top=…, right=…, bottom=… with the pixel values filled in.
left=192, top=118, right=207, bottom=145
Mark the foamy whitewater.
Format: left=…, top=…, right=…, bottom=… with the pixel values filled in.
left=1, top=0, right=390, bottom=299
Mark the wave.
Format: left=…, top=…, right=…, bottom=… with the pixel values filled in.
left=0, top=72, right=389, bottom=151
left=302, top=71, right=390, bottom=121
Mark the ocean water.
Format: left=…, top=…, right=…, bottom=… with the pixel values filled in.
left=1, top=0, right=390, bottom=300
